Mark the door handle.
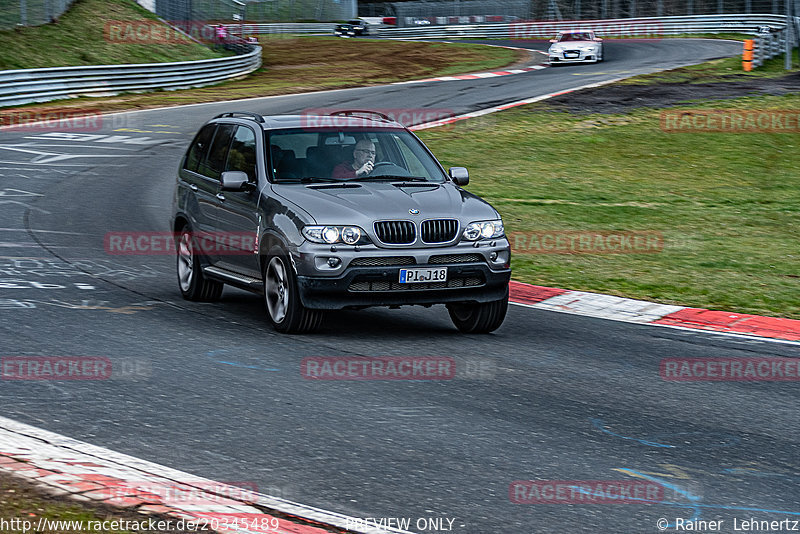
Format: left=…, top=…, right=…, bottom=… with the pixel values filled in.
left=189, top=184, right=198, bottom=192
left=216, top=193, right=226, bottom=201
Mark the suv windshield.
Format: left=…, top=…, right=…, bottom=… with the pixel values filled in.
left=267, top=128, right=447, bottom=183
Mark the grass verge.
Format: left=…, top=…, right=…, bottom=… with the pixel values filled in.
left=619, top=49, right=800, bottom=84
left=418, top=91, right=800, bottom=319
left=0, top=471, right=137, bottom=534
left=0, top=0, right=222, bottom=70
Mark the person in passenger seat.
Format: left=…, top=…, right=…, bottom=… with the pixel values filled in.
left=331, top=140, right=375, bottom=179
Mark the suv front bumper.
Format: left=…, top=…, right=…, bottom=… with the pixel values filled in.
left=292, top=241, right=511, bottom=309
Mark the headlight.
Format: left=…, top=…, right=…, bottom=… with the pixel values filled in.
left=341, top=226, right=361, bottom=244
left=322, top=227, right=339, bottom=243
left=463, top=220, right=504, bottom=241
left=303, top=225, right=369, bottom=245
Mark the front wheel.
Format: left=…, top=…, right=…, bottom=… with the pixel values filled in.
left=447, top=288, right=508, bottom=334
left=176, top=225, right=223, bottom=301
left=263, top=247, right=323, bottom=334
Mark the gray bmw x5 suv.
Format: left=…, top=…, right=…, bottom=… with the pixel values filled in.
left=172, top=111, right=511, bottom=334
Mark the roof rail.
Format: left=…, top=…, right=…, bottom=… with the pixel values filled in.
left=214, top=111, right=265, bottom=123
left=328, top=110, right=394, bottom=123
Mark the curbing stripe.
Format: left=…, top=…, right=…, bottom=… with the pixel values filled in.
left=508, top=281, right=800, bottom=343
left=0, top=416, right=412, bottom=534
left=409, top=76, right=629, bottom=130
left=392, top=64, right=546, bottom=86
left=654, top=308, right=800, bottom=342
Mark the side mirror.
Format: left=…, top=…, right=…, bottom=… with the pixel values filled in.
left=448, top=167, right=469, bottom=186
left=220, top=171, right=251, bottom=191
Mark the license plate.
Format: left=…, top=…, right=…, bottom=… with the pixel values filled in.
left=564, top=52, right=579, bottom=58
left=399, top=267, right=447, bottom=284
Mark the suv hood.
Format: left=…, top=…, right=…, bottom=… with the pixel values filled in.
left=271, top=181, right=499, bottom=224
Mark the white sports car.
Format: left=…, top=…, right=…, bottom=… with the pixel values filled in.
left=548, top=31, right=604, bottom=64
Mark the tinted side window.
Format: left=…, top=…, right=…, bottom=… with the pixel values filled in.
left=200, top=124, right=235, bottom=180
left=225, top=126, right=257, bottom=182
left=184, top=124, right=216, bottom=173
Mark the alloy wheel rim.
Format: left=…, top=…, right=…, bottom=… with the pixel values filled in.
left=178, top=231, right=194, bottom=292
left=266, top=257, right=288, bottom=323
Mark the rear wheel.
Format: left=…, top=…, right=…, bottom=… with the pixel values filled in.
left=176, top=224, right=223, bottom=301
left=263, top=246, right=323, bottom=334
left=447, top=287, right=509, bottom=334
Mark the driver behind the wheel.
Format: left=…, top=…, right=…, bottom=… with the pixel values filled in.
left=332, top=139, right=375, bottom=179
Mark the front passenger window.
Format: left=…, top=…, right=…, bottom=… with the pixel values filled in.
left=184, top=124, right=215, bottom=173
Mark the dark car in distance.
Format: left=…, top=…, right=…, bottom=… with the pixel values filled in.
left=172, top=111, right=511, bottom=334
left=334, top=19, right=369, bottom=37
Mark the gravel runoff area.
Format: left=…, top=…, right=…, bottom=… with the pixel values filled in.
left=542, top=72, right=800, bottom=114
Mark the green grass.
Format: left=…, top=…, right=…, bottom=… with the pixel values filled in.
left=418, top=94, right=800, bottom=319
left=619, top=49, right=800, bottom=84
left=0, top=473, right=136, bottom=534
left=0, top=0, right=222, bottom=70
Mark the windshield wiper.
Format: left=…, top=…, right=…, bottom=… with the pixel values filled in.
left=350, top=175, right=429, bottom=182
left=299, top=177, right=342, bottom=183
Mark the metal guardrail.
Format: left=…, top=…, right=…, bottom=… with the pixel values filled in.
left=224, top=22, right=337, bottom=35
left=753, top=30, right=787, bottom=66
left=375, top=13, right=791, bottom=39
left=0, top=43, right=262, bottom=108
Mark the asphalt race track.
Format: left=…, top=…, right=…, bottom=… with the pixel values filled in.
left=2, top=38, right=799, bottom=533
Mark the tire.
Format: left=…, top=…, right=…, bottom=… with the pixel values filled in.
left=176, top=224, right=223, bottom=301
left=263, top=246, right=323, bottom=334
left=447, top=287, right=509, bottom=334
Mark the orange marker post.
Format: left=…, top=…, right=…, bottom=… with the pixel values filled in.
left=743, top=39, right=754, bottom=71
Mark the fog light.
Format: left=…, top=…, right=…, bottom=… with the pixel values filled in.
left=490, top=252, right=498, bottom=261
left=327, top=257, right=341, bottom=268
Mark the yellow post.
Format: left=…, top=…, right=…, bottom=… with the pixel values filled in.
left=743, top=39, right=754, bottom=72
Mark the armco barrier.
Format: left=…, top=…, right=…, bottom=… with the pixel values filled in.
left=375, top=13, right=791, bottom=39
left=224, top=22, right=337, bottom=35
left=753, top=30, right=787, bottom=67
left=0, top=43, right=261, bottom=108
